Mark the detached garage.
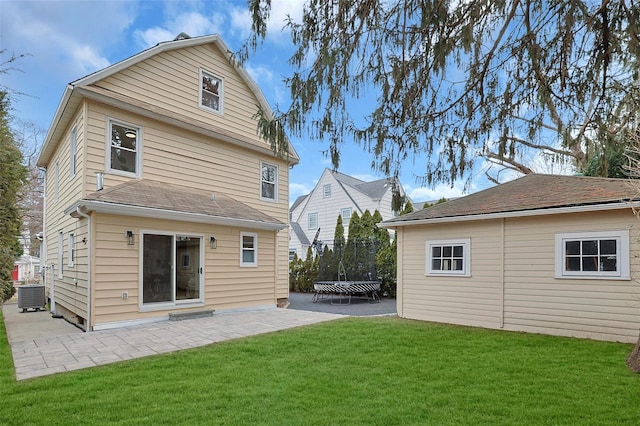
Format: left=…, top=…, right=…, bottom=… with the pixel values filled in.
left=380, top=174, right=640, bottom=343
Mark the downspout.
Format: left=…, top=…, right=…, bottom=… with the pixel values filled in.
left=41, top=167, right=53, bottom=312
left=75, top=206, right=91, bottom=332
left=500, top=218, right=505, bottom=328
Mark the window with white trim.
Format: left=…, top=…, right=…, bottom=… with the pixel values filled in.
left=108, top=119, right=141, bottom=177
left=70, top=126, right=77, bottom=178
left=323, top=184, right=332, bottom=198
left=555, top=230, right=630, bottom=279
left=200, top=69, right=223, bottom=114
left=58, top=231, right=64, bottom=278
left=261, top=162, right=277, bottom=201
left=240, top=232, right=258, bottom=267
left=341, top=208, right=352, bottom=223
left=426, top=238, right=471, bottom=276
left=68, top=233, right=75, bottom=267
left=308, top=213, right=318, bottom=230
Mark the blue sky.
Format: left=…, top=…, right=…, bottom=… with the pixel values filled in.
left=1, top=0, right=488, bottom=205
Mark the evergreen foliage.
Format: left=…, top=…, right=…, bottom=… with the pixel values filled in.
left=0, top=90, right=27, bottom=302
left=244, top=1, right=640, bottom=189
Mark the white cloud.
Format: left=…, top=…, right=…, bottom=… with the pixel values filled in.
left=134, top=27, right=176, bottom=48
left=404, top=182, right=467, bottom=204
left=71, top=45, right=111, bottom=74
left=227, top=0, right=304, bottom=43
left=228, top=6, right=252, bottom=39
left=245, top=64, right=274, bottom=86
left=289, top=182, right=313, bottom=205
left=133, top=10, right=225, bottom=48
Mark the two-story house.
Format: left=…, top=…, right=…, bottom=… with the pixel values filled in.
left=289, top=168, right=405, bottom=258
left=36, top=34, right=299, bottom=331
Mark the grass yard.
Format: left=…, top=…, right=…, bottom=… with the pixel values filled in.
left=1, top=313, right=639, bottom=425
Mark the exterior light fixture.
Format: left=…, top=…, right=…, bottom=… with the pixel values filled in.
left=209, top=236, right=217, bottom=249
left=126, top=230, right=135, bottom=245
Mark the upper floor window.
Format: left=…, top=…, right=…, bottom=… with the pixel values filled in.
left=108, top=119, right=141, bottom=177
left=200, top=69, right=223, bottom=114
left=426, top=238, right=471, bottom=277
left=308, top=213, right=318, bottom=230
left=70, top=126, right=77, bottom=178
left=341, top=208, right=352, bottom=223
left=555, top=230, right=629, bottom=280
left=323, top=184, right=332, bottom=198
left=261, top=162, right=277, bottom=201
left=240, top=232, right=258, bottom=267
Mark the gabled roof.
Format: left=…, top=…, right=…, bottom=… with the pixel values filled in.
left=65, top=179, right=286, bottom=231
left=331, top=170, right=397, bottom=200
left=37, top=33, right=299, bottom=167
left=290, top=194, right=308, bottom=212
left=381, top=174, right=640, bottom=227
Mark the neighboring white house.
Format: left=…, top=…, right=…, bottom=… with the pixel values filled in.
left=289, top=168, right=406, bottom=259
left=13, top=231, right=40, bottom=283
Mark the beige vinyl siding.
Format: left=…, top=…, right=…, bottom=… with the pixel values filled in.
left=43, top=109, right=88, bottom=322
left=399, top=221, right=503, bottom=329
left=397, top=209, right=640, bottom=343
left=97, top=44, right=268, bottom=149
left=83, top=102, right=289, bottom=220
left=84, top=100, right=292, bottom=299
left=501, top=211, right=640, bottom=342
left=91, top=214, right=278, bottom=328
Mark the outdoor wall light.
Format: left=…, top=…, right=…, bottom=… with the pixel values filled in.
left=126, top=230, right=135, bottom=245
left=209, top=236, right=217, bottom=249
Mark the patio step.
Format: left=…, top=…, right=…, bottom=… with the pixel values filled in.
left=168, top=309, right=215, bottom=321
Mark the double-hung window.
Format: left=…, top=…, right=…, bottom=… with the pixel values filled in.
left=108, top=119, right=141, bottom=177
left=323, top=184, right=332, bottom=198
left=341, top=208, right=352, bottom=223
left=308, top=213, right=318, bottom=230
left=261, top=162, right=277, bottom=201
left=426, top=238, right=471, bottom=276
left=555, top=230, right=629, bottom=279
left=240, top=232, right=258, bottom=267
left=200, top=69, right=223, bottom=114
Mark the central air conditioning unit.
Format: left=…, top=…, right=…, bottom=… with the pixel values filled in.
left=17, top=284, right=46, bottom=312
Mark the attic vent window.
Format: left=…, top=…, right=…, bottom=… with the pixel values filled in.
left=200, top=69, right=223, bottom=114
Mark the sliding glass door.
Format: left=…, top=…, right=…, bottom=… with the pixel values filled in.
left=142, top=233, right=202, bottom=305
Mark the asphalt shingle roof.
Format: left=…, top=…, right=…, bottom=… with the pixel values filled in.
left=331, top=170, right=394, bottom=199
left=383, top=174, right=639, bottom=224
left=290, top=222, right=310, bottom=245
left=83, top=179, right=285, bottom=226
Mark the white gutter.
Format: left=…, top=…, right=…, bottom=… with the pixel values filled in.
left=65, top=200, right=287, bottom=232
left=379, top=201, right=640, bottom=228
left=37, top=85, right=74, bottom=167
left=75, top=207, right=91, bottom=332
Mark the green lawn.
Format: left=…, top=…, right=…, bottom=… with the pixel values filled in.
left=1, top=312, right=639, bottom=425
